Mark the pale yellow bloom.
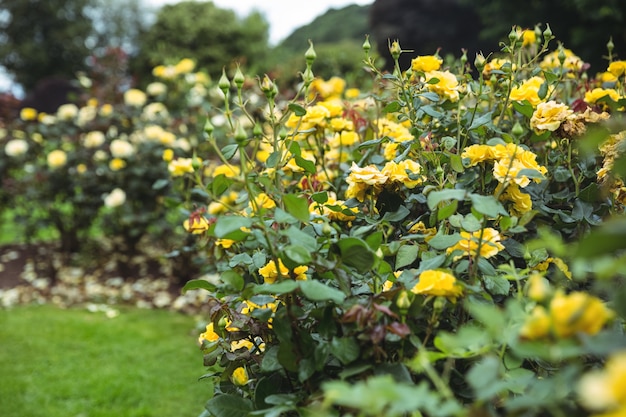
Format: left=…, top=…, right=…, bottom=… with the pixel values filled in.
left=47, top=150, right=67, bottom=169
left=447, top=228, right=505, bottom=260
left=83, top=131, right=106, bottom=148
left=104, top=188, right=126, bottom=208
left=4, top=139, right=28, bottom=157
left=124, top=88, right=147, bottom=107
left=530, top=100, right=573, bottom=133
left=411, top=270, right=462, bottom=300
left=425, top=70, right=460, bottom=102
left=57, top=103, right=79, bottom=121
left=168, top=158, right=195, bottom=176
left=109, top=139, right=135, bottom=158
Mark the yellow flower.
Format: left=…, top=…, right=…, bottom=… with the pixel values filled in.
left=57, top=103, right=79, bottom=121
left=345, top=88, right=360, bottom=99
left=198, top=322, right=220, bottom=344
left=47, top=150, right=67, bottom=169
left=310, top=194, right=357, bottom=222
left=258, top=259, right=307, bottom=284
left=109, top=139, right=135, bottom=158
left=579, top=351, right=626, bottom=412
left=83, top=131, right=106, bottom=148
left=250, top=192, right=276, bottom=211
left=345, top=162, right=388, bottom=201
left=447, top=228, right=505, bottom=260
left=20, top=107, right=38, bottom=121
left=381, top=160, right=424, bottom=188
left=525, top=272, right=551, bottom=302
left=519, top=305, right=551, bottom=340
left=522, top=29, right=536, bottom=47
left=482, top=58, right=513, bottom=77
left=216, top=238, right=236, bottom=249
left=608, top=60, right=626, bottom=78
left=411, top=270, right=462, bottom=300
left=162, top=148, right=174, bottom=162
left=530, top=100, right=573, bottom=133
left=550, top=291, right=614, bottom=338
left=462, top=144, right=496, bottom=166
left=168, top=158, right=195, bottom=176
left=411, top=55, right=442, bottom=72
left=540, top=49, right=584, bottom=73
left=146, top=82, right=167, bottom=96
left=425, top=70, right=460, bottom=102
left=123, top=88, right=147, bottom=107
left=183, top=216, right=210, bottom=234
left=499, top=183, right=533, bottom=215
left=231, top=367, right=249, bottom=386
left=510, top=76, right=544, bottom=106
left=309, top=76, right=346, bottom=100
left=109, top=158, right=126, bottom=171
left=585, top=88, right=620, bottom=104
left=174, top=58, right=196, bottom=74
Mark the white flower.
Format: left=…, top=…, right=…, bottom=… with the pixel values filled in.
left=104, top=188, right=126, bottom=208
left=4, top=139, right=29, bottom=157
left=57, top=103, right=79, bottom=121
left=83, top=131, right=105, bottom=148
left=146, top=82, right=167, bottom=96
left=109, top=139, right=134, bottom=158
left=124, top=89, right=147, bottom=107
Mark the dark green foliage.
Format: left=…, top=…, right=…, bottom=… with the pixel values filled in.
left=131, top=1, right=270, bottom=80
left=0, top=0, right=93, bottom=91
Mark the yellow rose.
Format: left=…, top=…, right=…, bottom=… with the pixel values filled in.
left=174, top=58, right=195, bottom=75
left=525, top=272, right=551, bottom=302
left=83, top=131, right=106, bottom=148
left=519, top=305, right=551, bottom=340
left=522, top=29, right=536, bottom=47
left=578, top=351, right=626, bottom=412
left=198, top=322, right=220, bottom=344
left=550, top=291, right=614, bottom=338
left=585, top=88, right=620, bottom=105
left=608, top=60, right=626, bottom=78
left=425, top=70, right=460, bottom=102
left=109, top=139, right=135, bottom=158
left=109, top=158, right=126, bottom=171
left=183, top=215, right=210, bottom=234
left=500, top=183, right=533, bottom=215
left=510, top=76, right=544, bottom=106
left=483, top=58, right=513, bottom=77
left=47, top=150, right=67, bottom=169
left=462, top=144, right=496, bottom=166
left=123, top=88, right=147, bottom=107
left=162, top=149, right=174, bottom=162
left=231, top=367, right=249, bottom=386
left=57, top=103, right=79, bottom=121
left=447, top=228, right=505, bottom=260
left=103, top=188, right=126, bottom=208
left=4, top=139, right=29, bottom=157
left=381, top=159, right=424, bottom=188
left=540, top=49, right=584, bottom=73
left=411, top=55, right=442, bottom=72
left=258, top=259, right=290, bottom=284
left=411, top=269, right=462, bottom=300
left=20, top=107, right=38, bottom=121
left=530, top=100, right=574, bottom=133
left=168, top=158, right=195, bottom=176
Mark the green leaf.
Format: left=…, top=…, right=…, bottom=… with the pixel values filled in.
left=182, top=278, right=216, bottom=293
left=206, top=394, right=253, bottom=417
left=469, top=194, right=507, bottom=218
left=383, top=101, right=402, bottom=113
left=396, top=245, right=420, bottom=269
left=427, top=189, right=466, bottom=210
left=337, top=237, right=377, bottom=273
left=266, top=151, right=281, bottom=168
left=311, top=191, right=328, bottom=204
left=288, top=103, right=307, bottom=116
left=483, top=275, right=510, bottom=296
left=512, top=100, right=534, bottom=118
left=469, top=111, right=493, bottom=130
left=299, top=280, right=345, bottom=304
left=221, top=270, right=244, bottom=291
left=294, top=155, right=316, bottom=174
left=214, top=216, right=252, bottom=240
left=253, top=280, right=299, bottom=295
left=151, top=178, right=169, bottom=190
left=466, top=356, right=505, bottom=401
left=330, top=337, right=360, bottom=364
left=282, top=245, right=312, bottom=268
left=427, top=232, right=462, bottom=250
left=283, top=194, right=310, bottom=222
left=221, top=144, right=238, bottom=160
left=449, top=153, right=464, bottom=173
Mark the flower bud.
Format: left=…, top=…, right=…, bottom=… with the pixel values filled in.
left=460, top=49, right=468, bottom=65
left=233, top=65, right=245, bottom=90
left=542, top=24, right=553, bottom=41
left=508, top=27, right=519, bottom=44
left=557, top=46, right=567, bottom=65
left=204, top=118, right=215, bottom=135
left=474, top=53, right=486, bottom=72
left=362, top=35, right=371, bottom=55
left=512, top=121, right=524, bottom=137
left=260, top=74, right=277, bottom=100
left=253, top=123, right=263, bottom=138
left=607, top=36, right=615, bottom=54
left=305, top=40, right=317, bottom=66
left=218, top=68, right=230, bottom=96
left=234, top=122, right=248, bottom=146
left=396, top=290, right=412, bottom=311
left=192, top=153, right=202, bottom=170
left=302, top=66, right=315, bottom=87
left=389, top=40, right=402, bottom=61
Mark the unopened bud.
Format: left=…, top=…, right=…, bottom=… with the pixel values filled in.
left=542, top=24, right=553, bottom=41
left=508, top=27, right=519, bottom=44
left=460, top=49, right=468, bottom=65
left=607, top=37, right=615, bottom=54
left=362, top=35, right=371, bottom=55
left=260, top=74, right=277, bottom=100
left=234, top=123, right=248, bottom=146
left=557, top=46, right=567, bottom=65
left=203, top=118, right=214, bottom=136
left=474, top=53, right=486, bottom=72
left=396, top=290, right=412, bottom=311
left=218, top=68, right=230, bottom=95
left=253, top=123, right=263, bottom=137
left=389, top=40, right=402, bottom=61
left=305, top=40, right=317, bottom=66
left=512, top=121, right=524, bottom=137
left=192, top=152, right=202, bottom=170
left=302, top=66, right=315, bottom=87
left=233, top=65, right=245, bottom=90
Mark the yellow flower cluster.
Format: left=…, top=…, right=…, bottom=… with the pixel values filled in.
left=520, top=290, right=614, bottom=340
left=446, top=228, right=505, bottom=260
left=540, top=48, right=584, bottom=74
left=258, top=259, right=308, bottom=284
left=344, top=160, right=425, bottom=202
left=597, top=131, right=626, bottom=206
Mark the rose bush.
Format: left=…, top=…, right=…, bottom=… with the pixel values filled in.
left=176, top=28, right=626, bottom=417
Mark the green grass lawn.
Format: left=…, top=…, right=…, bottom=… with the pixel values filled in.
left=0, top=304, right=212, bottom=417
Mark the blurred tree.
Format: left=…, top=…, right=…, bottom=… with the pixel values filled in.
left=85, top=0, right=149, bottom=55
left=131, top=1, right=270, bottom=80
left=0, top=0, right=94, bottom=92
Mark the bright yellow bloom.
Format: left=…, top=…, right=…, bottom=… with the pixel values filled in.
left=208, top=191, right=238, bottom=215
left=168, top=158, right=195, bottom=176
left=522, top=29, right=536, bottom=47
left=183, top=216, right=210, bottom=234
left=309, top=194, right=357, bottom=222
left=530, top=100, right=573, bottom=133
left=258, top=259, right=307, bottom=284
left=19, top=107, right=38, bottom=121
left=425, top=70, right=460, bottom=102
left=411, top=270, right=462, bottom=300
left=250, top=192, right=276, bottom=211
left=174, top=58, right=196, bottom=74
left=309, top=77, right=346, bottom=100
left=579, top=351, right=626, bottom=412
left=231, top=367, right=249, bottom=386
left=212, top=163, right=241, bottom=178
left=510, top=76, right=544, bottom=106
left=585, top=88, right=620, bottom=104
left=47, top=150, right=67, bottom=169
left=345, top=163, right=388, bottom=202
left=500, top=183, right=533, bottom=215
left=526, top=272, right=551, bottom=302
left=540, top=49, right=584, bottom=73
left=109, top=158, right=126, bottom=171
left=411, top=55, right=442, bottom=72
left=519, top=305, right=551, bottom=340
left=381, top=160, right=424, bottom=188
left=462, top=144, right=496, bottom=166
left=447, top=228, right=505, bottom=260
left=483, top=58, right=514, bottom=77
left=198, top=322, right=220, bottom=344
left=109, top=139, right=135, bottom=158
left=216, top=238, right=236, bottom=249
left=608, top=60, right=626, bottom=78
left=76, top=163, right=87, bottom=174
left=550, top=291, right=614, bottom=338
left=162, top=148, right=174, bottom=162
left=123, top=88, right=147, bottom=107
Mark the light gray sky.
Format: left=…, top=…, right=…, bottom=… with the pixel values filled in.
left=147, top=0, right=372, bottom=45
